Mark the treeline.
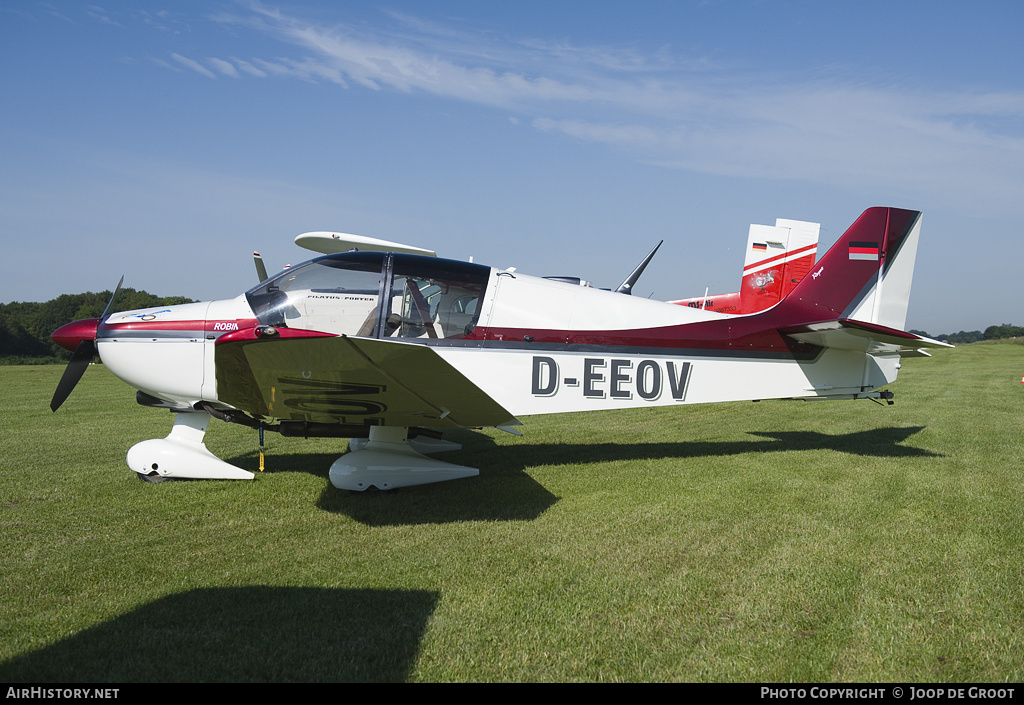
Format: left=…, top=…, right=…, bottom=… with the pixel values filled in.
left=0, top=289, right=194, bottom=364
left=909, top=324, right=1024, bottom=345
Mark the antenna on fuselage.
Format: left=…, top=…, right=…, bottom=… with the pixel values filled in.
left=615, top=240, right=663, bottom=295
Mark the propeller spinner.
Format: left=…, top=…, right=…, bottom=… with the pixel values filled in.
left=49, top=277, right=123, bottom=412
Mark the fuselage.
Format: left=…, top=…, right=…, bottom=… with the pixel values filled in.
left=78, top=251, right=894, bottom=423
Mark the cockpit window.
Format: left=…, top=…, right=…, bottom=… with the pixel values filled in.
left=384, top=255, right=490, bottom=339
left=246, top=252, right=385, bottom=336
left=245, top=252, right=489, bottom=340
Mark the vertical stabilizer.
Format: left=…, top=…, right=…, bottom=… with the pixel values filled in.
left=739, top=219, right=819, bottom=312
left=668, top=216, right=819, bottom=314
left=777, top=207, right=922, bottom=328
left=846, top=211, right=922, bottom=331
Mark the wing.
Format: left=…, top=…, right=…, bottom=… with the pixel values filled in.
left=294, top=231, right=436, bottom=257
left=782, top=318, right=953, bottom=357
left=215, top=333, right=517, bottom=428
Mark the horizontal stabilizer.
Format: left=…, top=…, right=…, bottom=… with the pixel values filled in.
left=295, top=231, right=436, bottom=257
left=782, top=319, right=953, bottom=357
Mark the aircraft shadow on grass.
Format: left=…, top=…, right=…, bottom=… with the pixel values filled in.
left=222, top=426, right=937, bottom=527
left=0, top=586, right=438, bottom=683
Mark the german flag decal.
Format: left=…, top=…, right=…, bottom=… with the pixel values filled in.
left=848, top=241, right=880, bottom=261
left=752, top=242, right=767, bottom=251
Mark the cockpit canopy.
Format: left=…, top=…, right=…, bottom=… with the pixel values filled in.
left=245, top=252, right=490, bottom=340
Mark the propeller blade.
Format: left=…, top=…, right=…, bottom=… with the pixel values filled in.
left=50, top=339, right=97, bottom=411
left=49, top=276, right=120, bottom=412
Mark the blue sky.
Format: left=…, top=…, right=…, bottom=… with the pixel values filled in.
left=3, top=1, right=1023, bottom=334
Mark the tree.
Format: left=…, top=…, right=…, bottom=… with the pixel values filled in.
left=0, top=309, right=51, bottom=359
left=1, top=290, right=196, bottom=362
left=984, top=324, right=1024, bottom=340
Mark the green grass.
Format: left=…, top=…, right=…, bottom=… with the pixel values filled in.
left=2, top=343, right=1023, bottom=682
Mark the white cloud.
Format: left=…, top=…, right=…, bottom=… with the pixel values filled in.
left=208, top=57, right=239, bottom=78
left=171, top=53, right=216, bottom=79
left=231, top=57, right=267, bottom=78
left=85, top=5, right=121, bottom=27
left=205, top=7, right=1024, bottom=216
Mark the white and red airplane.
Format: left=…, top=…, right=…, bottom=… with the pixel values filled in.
left=50, top=206, right=949, bottom=491
left=669, top=216, right=820, bottom=314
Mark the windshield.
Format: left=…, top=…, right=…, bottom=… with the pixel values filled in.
left=246, top=252, right=385, bottom=336
left=245, top=252, right=489, bottom=339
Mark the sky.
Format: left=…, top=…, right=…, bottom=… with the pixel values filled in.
left=2, top=1, right=1023, bottom=335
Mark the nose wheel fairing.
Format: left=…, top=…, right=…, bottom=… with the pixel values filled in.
left=127, top=411, right=255, bottom=481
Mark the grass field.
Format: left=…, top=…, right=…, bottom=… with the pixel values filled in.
left=1, top=342, right=1023, bottom=682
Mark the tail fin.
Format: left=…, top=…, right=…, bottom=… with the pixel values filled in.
left=668, top=217, right=819, bottom=314
left=738, top=218, right=819, bottom=312
left=776, top=207, right=922, bottom=330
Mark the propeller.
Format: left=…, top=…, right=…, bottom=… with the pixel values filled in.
left=49, top=276, right=123, bottom=412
